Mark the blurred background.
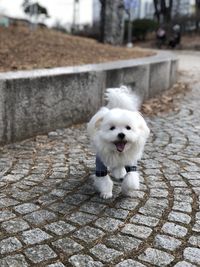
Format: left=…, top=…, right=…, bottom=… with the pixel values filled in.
left=0, top=0, right=199, bottom=71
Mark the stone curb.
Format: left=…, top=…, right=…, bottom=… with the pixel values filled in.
left=0, top=50, right=178, bottom=144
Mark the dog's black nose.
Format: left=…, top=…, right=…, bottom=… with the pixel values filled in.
left=118, top=133, right=125, bottom=139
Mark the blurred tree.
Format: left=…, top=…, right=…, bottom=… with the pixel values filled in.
left=124, top=0, right=139, bottom=47
left=99, top=0, right=125, bottom=45
left=153, top=0, right=173, bottom=24
left=173, top=0, right=180, bottom=17
left=124, top=18, right=158, bottom=41
left=23, top=0, right=49, bottom=17
left=22, top=0, right=49, bottom=29
left=196, top=0, right=200, bottom=31
left=22, top=1, right=49, bottom=20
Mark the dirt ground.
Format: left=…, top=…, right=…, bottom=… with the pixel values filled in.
left=0, top=25, right=154, bottom=72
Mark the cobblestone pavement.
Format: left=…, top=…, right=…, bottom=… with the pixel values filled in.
left=0, top=52, right=200, bottom=267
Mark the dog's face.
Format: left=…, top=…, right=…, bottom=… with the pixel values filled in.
left=96, top=108, right=149, bottom=154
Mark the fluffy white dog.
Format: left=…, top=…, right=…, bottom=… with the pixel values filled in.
left=87, top=86, right=150, bottom=199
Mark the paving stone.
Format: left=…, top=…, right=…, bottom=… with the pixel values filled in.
left=189, top=180, right=200, bottom=187
left=104, top=208, right=129, bottom=220
left=138, top=248, right=175, bottom=266
left=24, top=209, right=56, bottom=225
left=1, top=218, right=30, bottom=233
left=174, top=261, right=197, bottom=267
left=174, top=194, right=193, bottom=203
left=188, top=235, right=200, bottom=248
left=105, top=234, right=142, bottom=252
left=52, top=237, right=83, bottom=255
left=0, top=254, right=29, bottom=267
left=94, top=217, right=123, bottom=232
left=68, top=254, right=103, bottom=267
left=30, top=186, right=49, bottom=194
left=14, top=203, right=40, bottom=214
left=21, top=228, right=52, bottom=244
left=64, top=194, right=89, bottom=205
left=115, top=199, right=139, bottom=210
left=130, top=214, right=159, bottom=227
left=25, top=244, right=57, bottom=263
left=196, top=212, right=200, bottom=220
left=149, top=188, right=168, bottom=197
left=189, top=188, right=200, bottom=196
left=49, top=189, right=67, bottom=198
left=183, top=247, right=200, bottom=265
left=172, top=201, right=192, bottom=213
left=115, top=259, right=147, bottom=267
left=0, top=193, right=7, bottom=198
left=0, top=237, right=22, bottom=254
left=12, top=190, right=38, bottom=201
left=48, top=202, right=75, bottom=215
left=45, top=220, right=76, bottom=235
left=144, top=169, right=162, bottom=176
left=170, top=180, right=188, bottom=187
left=73, top=226, right=104, bottom=242
left=121, top=223, right=152, bottom=239
left=192, top=221, right=200, bottom=232
left=68, top=211, right=97, bottom=225
left=77, top=183, right=96, bottom=195
left=162, top=222, right=188, bottom=238
left=168, top=211, right=191, bottom=224
left=1, top=174, right=24, bottom=182
left=0, top=197, right=20, bottom=208
left=90, top=244, right=123, bottom=263
left=139, top=205, right=165, bottom=217
left=145, top=197, right=168, bottom=208
left=0, top=210, right=16, bottom=222
left=154, top=234, right=182, bottom=251
left=174, top=188, right=192, bottom=195
left=79, top=202, right=107, bottom=214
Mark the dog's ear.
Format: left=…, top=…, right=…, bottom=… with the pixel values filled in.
left=139, top=121, right=150, bottom=138
left=95, top=117, right=104, bottom=130
left=135, top=112, right=150, bottom=138
left=87, top=107, right=109, bottom=138
left=136, top=113, right=150, bottom=138
left=139, top=121, right=150, bottom=139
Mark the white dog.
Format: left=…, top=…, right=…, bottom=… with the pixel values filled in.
left=87, top=86, right=150, bottom=199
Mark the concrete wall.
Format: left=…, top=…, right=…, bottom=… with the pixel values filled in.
left=0, top=51, right=178, bottom=144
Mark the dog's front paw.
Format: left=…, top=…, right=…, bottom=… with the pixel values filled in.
left=93, top=175, right=113, bottom=199
left=121, top=171, right=140, bottom=197
left=100, top=192, right=113, bottom=199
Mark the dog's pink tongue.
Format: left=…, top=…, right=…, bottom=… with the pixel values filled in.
left=115, top=142, right=126, bottom=152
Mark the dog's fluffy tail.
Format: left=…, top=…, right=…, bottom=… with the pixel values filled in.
left=105, top=85, right=140, bottom=111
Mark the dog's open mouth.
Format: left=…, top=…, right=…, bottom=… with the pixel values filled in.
left=114, top=141, right=127, bottom=152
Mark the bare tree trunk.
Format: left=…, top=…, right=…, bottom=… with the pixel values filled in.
left=153, top=0, right=173, bottom=24
left=100, top=0, right=125, bottom=45
left=153, top=0, right=160, bottom=23
left=196, top=0, right=200, bottom=32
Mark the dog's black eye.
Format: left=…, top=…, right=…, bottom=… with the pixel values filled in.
left=110, top=126, right=115, bottom=130
left=126, top=126, right=131, bottom=130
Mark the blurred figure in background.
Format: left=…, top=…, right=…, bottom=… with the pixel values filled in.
left=168, top=24, right=181, bottom=49
left=156, top=25, right=166, bottom=49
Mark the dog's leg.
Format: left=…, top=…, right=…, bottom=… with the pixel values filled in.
left=94, top=155, right=113, bottom=199
left=121, top=171, right=140, bottom=197
left=111, top=167, right=126, bottom=180
left=93, top=175, right=113, bottom=199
